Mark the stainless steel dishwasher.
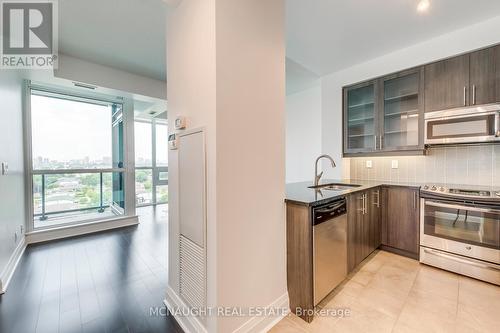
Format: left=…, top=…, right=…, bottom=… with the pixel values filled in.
left=312, top=197, right=348, bottom=306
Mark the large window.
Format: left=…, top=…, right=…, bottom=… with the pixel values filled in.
left=29, top=89, right=126, bottom=229
left=134, top=119, right=168, bottom=206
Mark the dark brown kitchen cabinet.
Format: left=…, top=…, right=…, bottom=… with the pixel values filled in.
left=469, top=44, right=500, bottom=105
left=379, top=68, right=424, bottom=152
left=344, top=81, right=378, bottom=155
left=381, top=186, right=419, bottom=258
left=347, top=191, right=365, bottom=272
left=424, top=54, right=470, bottom=112
left=367, top=188, right=382, bottom=254
left=347, top=188, right=382, bottom=272
left=343, top=68, right=425, bottom=157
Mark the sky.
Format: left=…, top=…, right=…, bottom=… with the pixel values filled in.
left=31, top=94, right=168, bottom=167
left=31, top=95, right=113, bottom=162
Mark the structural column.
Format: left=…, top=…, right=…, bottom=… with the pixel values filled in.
left=166, top=1, right=286, bottom=332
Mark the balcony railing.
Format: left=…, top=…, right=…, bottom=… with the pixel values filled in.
left=32, top=168, right=124, bottom=223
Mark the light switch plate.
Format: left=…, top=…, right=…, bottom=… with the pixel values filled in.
left=366, top=160, right=372, bottom=168
left=1, top=162, right=8, bottom=175
left=391, top=160, right=399, bottom=169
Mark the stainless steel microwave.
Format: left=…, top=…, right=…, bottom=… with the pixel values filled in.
left=424, top=105, right=500, bottom=145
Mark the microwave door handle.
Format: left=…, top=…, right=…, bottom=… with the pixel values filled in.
left=425, top=200, right=500, bottom=215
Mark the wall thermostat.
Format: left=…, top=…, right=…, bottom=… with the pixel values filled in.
left=1, top=162, right=8, bottom=176
left=175, top=116, right=186, bottom=130
left=169, top=134, right=178, bottom=150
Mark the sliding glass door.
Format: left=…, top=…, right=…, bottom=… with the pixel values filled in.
left=134, top=119, right=168, bottom=206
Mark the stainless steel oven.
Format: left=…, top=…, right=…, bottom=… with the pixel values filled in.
left=424, top=105, right=500, bottom=145
left=420, top=185, right=500, bottom=285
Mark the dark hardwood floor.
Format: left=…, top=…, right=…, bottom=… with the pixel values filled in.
left=0, top=205, right=183, bottom=333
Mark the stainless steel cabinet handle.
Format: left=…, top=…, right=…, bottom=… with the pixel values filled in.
left=374, top=135, right=378, bottom=150
left=359, top=194, right=366, bottom=215
left=358, top=195, right=364, bottom=214
left=495, top=111, right=500, bottom=137
left=413, top=192, right=416, bottom=210
left=373, top=190, right=380, bottom=208
left=463, top=86, right=467, bottom=106
left=472, top=85, right=476, bottom=105
left=365, top=193, right=368, bottom=214
left=379, top=136, right=383, bottom=150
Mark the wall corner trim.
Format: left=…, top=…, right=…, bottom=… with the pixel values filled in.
left=164, top=288, right=290, bottom=333
left=0, top=236, right=27, bottom=294
left=164, top=286, right=207, bottom=333
left=232, top=292, right=290, bottom=333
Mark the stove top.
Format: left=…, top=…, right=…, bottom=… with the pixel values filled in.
left=421, top=184, right=500, bottom=200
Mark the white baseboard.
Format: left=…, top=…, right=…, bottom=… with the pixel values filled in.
left=233, top=292, right=290, bottom=333
left=25, top=215, right=139, bottom=244
left=164, top=285, right=208, bottom=333
left=164, top=287, right=289, bottom=333
left=0, top=236, right=26, bottom=294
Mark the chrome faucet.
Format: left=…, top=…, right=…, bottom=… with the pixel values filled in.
left=314, top=154, right=336, bottom=186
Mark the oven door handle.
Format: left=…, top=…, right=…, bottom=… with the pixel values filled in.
left=425, top=200, right=500, bottom=215
left=423, top=248, right=500, bottom=272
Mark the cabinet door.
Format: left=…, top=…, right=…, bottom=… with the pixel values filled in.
left=344, top=82, right=378, bottom=154
left=383, top=187, right=419, bottom=255
left=470, top=45, right=500, bottom=105
left=380, top=69, right=423, bottom=151
left=367, top=188, right=381, bottom=254
left=424, top=54, right=470, bottom=112
left=347, top=192, right=365, bottom=272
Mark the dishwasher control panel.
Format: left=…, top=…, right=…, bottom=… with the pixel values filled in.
left=313, top=198, right=347, bottom=225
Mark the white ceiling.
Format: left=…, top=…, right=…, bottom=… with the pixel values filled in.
left=59, top=0, right=167, bottom=81
left=58, top=0, right=500, bottom=89
left=286, top=0, right=500, bottom=76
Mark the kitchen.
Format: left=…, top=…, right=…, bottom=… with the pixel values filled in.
left=276, top=2, right=500, bottom=331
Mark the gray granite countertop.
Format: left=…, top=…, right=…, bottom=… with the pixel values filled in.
left=285, top=179, right=423, bottom=207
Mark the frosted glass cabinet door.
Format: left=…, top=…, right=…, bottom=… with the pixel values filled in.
left=344, top=81, right=377, bottom=153
left=381, top=69, right=423, bottom=151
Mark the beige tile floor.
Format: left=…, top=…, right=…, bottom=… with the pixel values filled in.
left=270, top=250, right=500, bottom=333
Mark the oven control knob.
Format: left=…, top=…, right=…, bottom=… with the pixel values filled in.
left=439, top=187, right=445, bottom=192
left=431, top=186, right=437, bottom=191
left=465, top=246, right=472, bottom=250
left=423, top=185, right=429, bottom=190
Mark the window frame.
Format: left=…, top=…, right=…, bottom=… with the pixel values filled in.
left=24, top=81, right=136, bottom=232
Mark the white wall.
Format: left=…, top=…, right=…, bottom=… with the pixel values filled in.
left=286, top=84, right=322, bottom=183
left=167, top=0, right=286, bottom=332
left=0, top=71, right=26, bottom=288
left=215, top=0, right=286, bottom=332
left=321, top=14, right=500, bottom=180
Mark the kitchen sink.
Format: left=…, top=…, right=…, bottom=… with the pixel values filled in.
left=308, top=183, right=362, bottom=191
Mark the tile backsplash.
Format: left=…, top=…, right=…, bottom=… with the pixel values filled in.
left=348, top=145, right=500, bottom=187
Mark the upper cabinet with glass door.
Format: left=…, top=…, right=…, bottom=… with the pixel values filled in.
left=343, top=69, right=424, bottom=156
left=381, top=68, right=424, bottom=151
left=344, top=81, right=378, bottom=154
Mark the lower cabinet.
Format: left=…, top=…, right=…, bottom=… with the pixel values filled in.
left=347, top=187, right=381, bottom=272
left=381, top=186, right=420, bottom=258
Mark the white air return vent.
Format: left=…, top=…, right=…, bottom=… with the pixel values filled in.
left=179, top=235, right=206, bottom=308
